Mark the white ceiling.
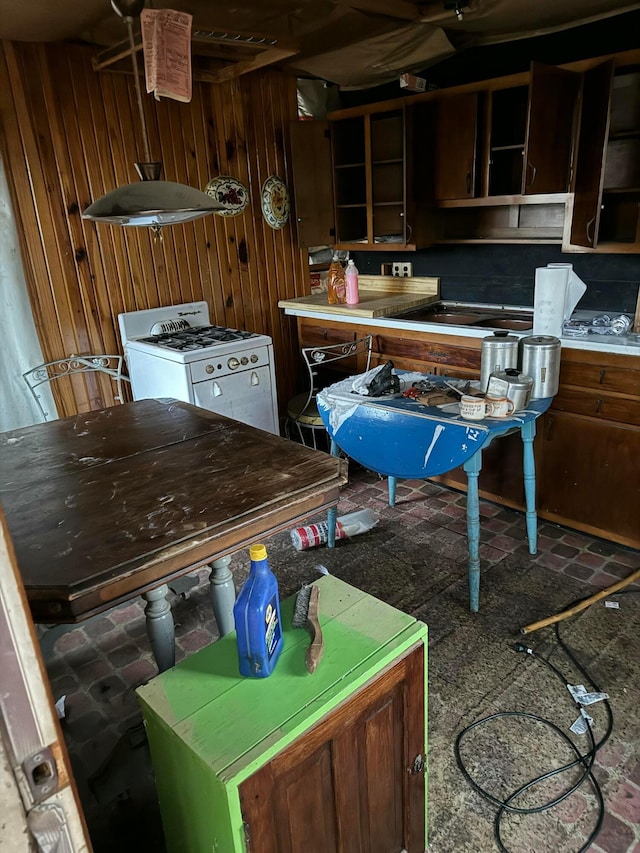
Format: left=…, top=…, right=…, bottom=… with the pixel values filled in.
left=1, top=0, right=639, bottom=87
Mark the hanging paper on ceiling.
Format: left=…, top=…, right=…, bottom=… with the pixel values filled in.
left=140, top=8, right=193, bottom=103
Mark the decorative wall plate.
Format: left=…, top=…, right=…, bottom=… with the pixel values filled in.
left=204, top=175, right=249, bottom=217
left=261, top=175, right=290, bottom=229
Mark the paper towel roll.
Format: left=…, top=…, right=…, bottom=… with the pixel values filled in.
left=533, top=267, right=568, bottom=337
left=547, top=262, right=587, bottom=320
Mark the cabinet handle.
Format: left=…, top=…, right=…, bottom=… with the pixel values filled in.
left=599, top=369, right=606, bottom=384
left=545, top=415, right=554, bottom=441
left=466, top=170, right=472, bottom=195
left=586, top=216, right=595, bottom=245
left=596, top=399, right=602, bottom=413
left=526, top=160, right=537, bottom=188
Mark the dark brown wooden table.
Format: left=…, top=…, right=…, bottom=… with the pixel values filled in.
left=0, top=400, right=347, bottom=670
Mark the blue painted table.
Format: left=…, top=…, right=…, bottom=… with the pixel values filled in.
left=317, top=373, right=552, bottom=612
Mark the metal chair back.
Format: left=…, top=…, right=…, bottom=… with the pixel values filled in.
left=23, top=355, right=127, bottom=421
left=287, top=335, right=373, bottom=448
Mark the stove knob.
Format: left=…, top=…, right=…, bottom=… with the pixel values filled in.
left=250, top=354, right=258, bottom=363
left=241, top=356, right=249, bottom=365
left=205, top=364, right=215, bottom=374
left=228, top=357, right=240, bottom=370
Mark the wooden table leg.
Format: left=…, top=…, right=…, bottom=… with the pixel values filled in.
left=209, top=556, right=235, bottom=636
left=463, top=448, right=483, bottom=613
left=521, top=419, right=538, bottom=554
left=142, top=584, right=175, bottom=672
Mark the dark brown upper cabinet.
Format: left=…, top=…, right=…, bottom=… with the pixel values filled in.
left=435, top=62, right=578, bottom=201
left=568, top=62, right=640, bottom=251
left=290, top=104, right=435, bottom=252
left=434, top=93, right=481, bottom=200
left=289, top=120, right=336, bottom=248
left=331, top=104, right=434, bottom=251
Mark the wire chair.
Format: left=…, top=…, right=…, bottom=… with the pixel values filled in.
left=285, top=335, right=373, bottom=449
left=23, top=355, right=128, bottom=422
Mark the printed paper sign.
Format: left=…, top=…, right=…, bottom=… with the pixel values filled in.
left=141, top=9, right=193, bottom=103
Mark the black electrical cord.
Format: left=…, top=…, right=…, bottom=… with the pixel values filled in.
left=453, top=589, right=640, bottom=853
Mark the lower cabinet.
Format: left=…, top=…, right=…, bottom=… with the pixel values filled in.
left=538, top=411, right=640, bottom=546
left=137, top=575, right=427, bottom=853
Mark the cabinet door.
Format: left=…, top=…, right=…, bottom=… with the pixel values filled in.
left=238, top=645, right=426, bottom=853
left=539, top=411, right=640, bottom=547
left=331, top=115, right=368, bottom=245
left=523, top=62, right=579, bottom=194
left=371, top=109, right=407, bottom=245
left=568, top=61, right=614, bottom=248
left=290, top=121, right=336, bottom=248
left=435, top=93, right=479, bottom=200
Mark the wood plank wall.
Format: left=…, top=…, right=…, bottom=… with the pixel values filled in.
left=0, top=40, right=309, bottom=424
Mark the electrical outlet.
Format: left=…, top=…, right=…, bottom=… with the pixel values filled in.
left=392, top=262, right=413, bottom=278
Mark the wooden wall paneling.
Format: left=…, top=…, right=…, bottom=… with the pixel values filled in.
left=192, top=98, right=226, bottom=318
left=2, top=45, right=88, bottom=417
left=202, top=84, right=235, bottom=327
left=41, top=45, right=117, bottom=412
left=250, top=74, right=283, bottom=353
left=227, top=78, right=261, bottom=335
left=153, top=99, right=192, bottom=307
left=210, top=79, right=247, bottom=332
left=1, top=41, right=308, bottom=420
left=268, top=73, right=305, bottom=406
left=237, top=79, right=271, bottom=336
left=82, top=68, right=137, bottom=321
left=45, top=47, right=117, bottom=410
left=275, top=73, right=309, bottom=362
left=99, top=72, right=159, bottom=312
left=70, top=51, right=129, bottom=348
left=196, top=85, right=228, bottom=325
left=174, top=84, right=205, bottom=307
left=231, top=80, right=265, bottom=336
left=50, top=49, right=111, bottom=354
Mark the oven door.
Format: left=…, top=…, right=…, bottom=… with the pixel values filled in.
left=192, top=366, right=277, bottom=434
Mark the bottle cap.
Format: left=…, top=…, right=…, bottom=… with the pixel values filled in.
left=347, top=259, right=355, bottom=266
left=249, top=543, right=267, bottom=561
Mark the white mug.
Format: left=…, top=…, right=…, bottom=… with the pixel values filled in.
left=485, top=396, right=515, bottom=418
left=459, top=395, right=514, bottom=420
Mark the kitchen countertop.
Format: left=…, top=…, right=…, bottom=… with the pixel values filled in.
left=280, top=299, right=640, bottom=357
left=278, top=274, right=440, bottom=319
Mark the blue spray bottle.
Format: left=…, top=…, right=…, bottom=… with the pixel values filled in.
left=233, top=544, right=283, bottom=678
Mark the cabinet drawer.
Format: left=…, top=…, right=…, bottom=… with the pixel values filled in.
left=299, top=323, right=358, bottom=348
left=552, top=388, right=640, bottom=425
left=373, top=334, right=481, bottom=372
left=559, top=361, right=640, bottom=396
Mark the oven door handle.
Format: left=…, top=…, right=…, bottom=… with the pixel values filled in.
left=213, top=381, right=222, bottom=397
left=250, top=371, right=260, bottom=387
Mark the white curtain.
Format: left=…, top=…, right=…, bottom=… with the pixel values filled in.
left=0, top=154, right=56, bottom=430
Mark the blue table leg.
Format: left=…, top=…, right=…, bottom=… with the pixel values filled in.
left=463, top=448, right=483, bottom=613
left=327, top=439, right=340, bottom=548
left=522, top=419, right=538, bottom=554
left=388, top=476, right=397, bottom=507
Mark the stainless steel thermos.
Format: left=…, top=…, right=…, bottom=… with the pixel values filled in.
left=480, top=332, right=519, bottom=392
left=520, top=335, right=561, bottom=399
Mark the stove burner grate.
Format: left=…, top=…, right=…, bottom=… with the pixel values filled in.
left=138, top=325, right=259, bottom=351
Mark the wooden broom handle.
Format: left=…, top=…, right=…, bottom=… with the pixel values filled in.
left=305, top=585, right=324, bottom=673
left=520, top=566, right=640, bottom=635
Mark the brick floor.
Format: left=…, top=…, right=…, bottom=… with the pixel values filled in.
left=40, top=464, right=639, bottom=853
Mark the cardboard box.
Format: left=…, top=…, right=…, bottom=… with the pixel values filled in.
left=400, top=73, right=427, bottom=92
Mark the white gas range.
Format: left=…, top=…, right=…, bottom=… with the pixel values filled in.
left=118, top=302, right=279, bottom=434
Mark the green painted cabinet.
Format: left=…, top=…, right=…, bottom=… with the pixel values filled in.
left=137, top=575, right=428, bottom=853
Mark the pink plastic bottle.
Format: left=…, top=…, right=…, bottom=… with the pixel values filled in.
left=345, top=259, right=360, bottom=305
